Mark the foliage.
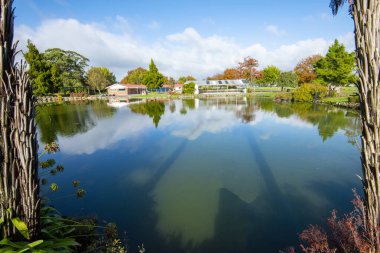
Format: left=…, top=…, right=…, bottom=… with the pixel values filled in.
left=142, top=59, right=166, bottom=89
left=275, top=92, right=293, bottom=101
left=256, top=65, right=281, bottom=86
left=86, top=66, right=116, bottom=93
left=129, top=101, right=165, bottom=127
left=183, top=82, right=195, bottom=94
left=238, top=56, right=259, bottom=82
left=177, top=75, right=196, bottom=84
left=43, top=48, right=89, bottom=92
left=314, top=39, right=357, bottom=86
left=23, top=40, right=54, bottom=95
left=277, top=71, right=298, bottom=90
left=293, top=83, right=328, bottom=102
left=120, top=67, right=148, bottom=84
left=294, top=55, right=323, bottom=84
left=283, top=191, right=372, bottom=253
left=223, top=68, right=243, bottom=79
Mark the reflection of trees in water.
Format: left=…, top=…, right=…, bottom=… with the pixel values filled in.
left=234, top=99, right=258, bottom=123
left=36, top=100, right=116, bottom=144
left=258, top=101, right=361, bottom=142
left=129, top=101, right=165, bottom=128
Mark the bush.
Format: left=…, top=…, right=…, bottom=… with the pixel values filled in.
left=183, top=82, right=195, bottom=94
left=275, top=92, right=293, bottom=101
left=348, top=94, right=360, bottom=103
left=293, top=83, right=328, bottom=102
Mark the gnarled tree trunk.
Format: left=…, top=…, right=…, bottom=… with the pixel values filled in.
left=351, top=1, right=380, bottom=252
left=0, top=0, right=40, bottom=240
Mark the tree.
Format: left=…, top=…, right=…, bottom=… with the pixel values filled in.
left=331, top=1, right=380, bottom=252
left=1, top=0, right=40, bottom=239
left=120, top=67, right=147, bottom=84
left=178, top=75, right=196, bottom=84
left=257, top=65, right=281, bottom=86
left=238, top=56, right=259, bottom=83
left=294, top=55, right=323, bottom=84
left=220, top=68, right=241, bottom=80
left=43, top=48, right=89, bottom=91
left=86, top=67, right=116, bottom=93
left=23, top=40, right=53, bottom=95
left=277, top=71, right=298, bottom=91
left=183, top=82, right=195, bottom=94
left=314, top=39, right=356, bottom=86
left=142, top=59, right=166, bottom=89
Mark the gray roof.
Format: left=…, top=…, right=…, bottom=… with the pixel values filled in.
left=185, top=79, right=247, bottom=86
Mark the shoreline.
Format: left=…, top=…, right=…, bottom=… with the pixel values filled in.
left=37, top=93, right=360, bottom=110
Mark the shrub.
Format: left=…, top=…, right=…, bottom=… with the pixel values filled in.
left=293, top=83, right=328, bottom=102
left=183, top=82, right=195, bottom=94
left=348, top=95, right=360, bottom=103
left=275, top=92, right=293, bottom=101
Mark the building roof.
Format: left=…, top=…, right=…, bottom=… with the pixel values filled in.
left=162, top=83, right=184, bottom=88
left=185, top=79, right=247, bottom=86
left=106, top=83, right=146, bottom=89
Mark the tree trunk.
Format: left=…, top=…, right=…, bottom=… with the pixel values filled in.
left=351, top=1, right=380, bottom=252
left=0, top=0, right=40, bottom=240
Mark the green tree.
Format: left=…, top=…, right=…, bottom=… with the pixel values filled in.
left=277, top=71, right=298, bottom=91
left=178, top=75, right=196, bottom=84
left=142, top=59, right=165, bottom=89
left=331, top=1, right=380, bottom=251
left=120, top=67, right=147, bottom=84
left=314, top=39, right=356, bottom=86
left=256, top=65, right=281, bottom=86
left=43, top=48, right=89, bottom=92
left=183, top=82, right=195, bottom=94
left=86, top=67, right=116, bottom=93
left=23, top=40, right=53, bottom=95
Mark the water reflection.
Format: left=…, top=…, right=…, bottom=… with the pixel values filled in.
left=36, top=100, right=116, bottom=143
left=37, top=98, right=362, bottom=253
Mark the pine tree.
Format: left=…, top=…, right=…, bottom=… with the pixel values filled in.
left=142, top=59, right=165, bottom=89
left=314, top=39, right=357, bottom=86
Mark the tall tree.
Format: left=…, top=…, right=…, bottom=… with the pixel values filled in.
left=120, top=67, right=147, bottom=84
left=43, top=48, right=89, bottom=91
left=314, top=39, right=357, bottom=86
left=142, top=59, right=165, bottom=89
left=86, top=66, right=116, bottom=93
left=294, top=55, right=323, bottom=84
left=277, top=71, right=298, bottom=91
left=23, top=40, right=53, bottom=95
left=238, top=56, right=259, bottom=83
left=331, top=1, right=380, bottom=252
left=256, top=65, right=281, bottom=86
left=0, top=0, right=40, bottom=239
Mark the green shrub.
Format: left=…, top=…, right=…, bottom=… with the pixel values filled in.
left=183, top=82, right=195, bottom=94
left=293, top=83, right=328, bottom=102
left=275, top=92, right=293, bottom=101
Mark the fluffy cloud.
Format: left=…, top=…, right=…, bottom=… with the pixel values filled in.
left=15, top=17, right=354, bottom=80
left=265, top=25, right=287, bottom=36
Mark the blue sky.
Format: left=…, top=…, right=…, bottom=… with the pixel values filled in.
left=15, top=0, right=354, bottom=80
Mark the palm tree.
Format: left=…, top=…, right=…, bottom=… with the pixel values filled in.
left=330, top=1, right=380, bottom=252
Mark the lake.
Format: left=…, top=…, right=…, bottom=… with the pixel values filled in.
left=36, top=97, right=362, bottom=253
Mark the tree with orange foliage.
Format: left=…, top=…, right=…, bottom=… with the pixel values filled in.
left=294, top=55, right=323, bottom=84
left=223, top=68, right=243, bottom=79
left=238, top=56, right=259, bottom=83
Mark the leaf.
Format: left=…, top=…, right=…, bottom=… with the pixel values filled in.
left=0, top=238, right=26, bottom=249
left=10, top=218, right=30, bottom=240
left=0, top=217, right=4, bottom=225
left=18, top=240, right=44, bottom=253
left=50, top=183, right=58, bottom=192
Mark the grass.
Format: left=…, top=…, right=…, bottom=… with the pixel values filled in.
left=322, top=97, right=350, bottom=103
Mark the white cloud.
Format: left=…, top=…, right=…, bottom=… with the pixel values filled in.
left=147, top=20, right=161, bottom=30
left=15, top=17, right=354, bottom=80
left=265, top=25, right=286, bottom=36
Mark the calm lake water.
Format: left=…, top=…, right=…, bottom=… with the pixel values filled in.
left=37, top=97, right=362, bottom=253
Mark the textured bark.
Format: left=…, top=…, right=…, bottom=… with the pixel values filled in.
left=0, top=0, right=40, bottom=239
left=351, top=1, right=380, bottom=252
